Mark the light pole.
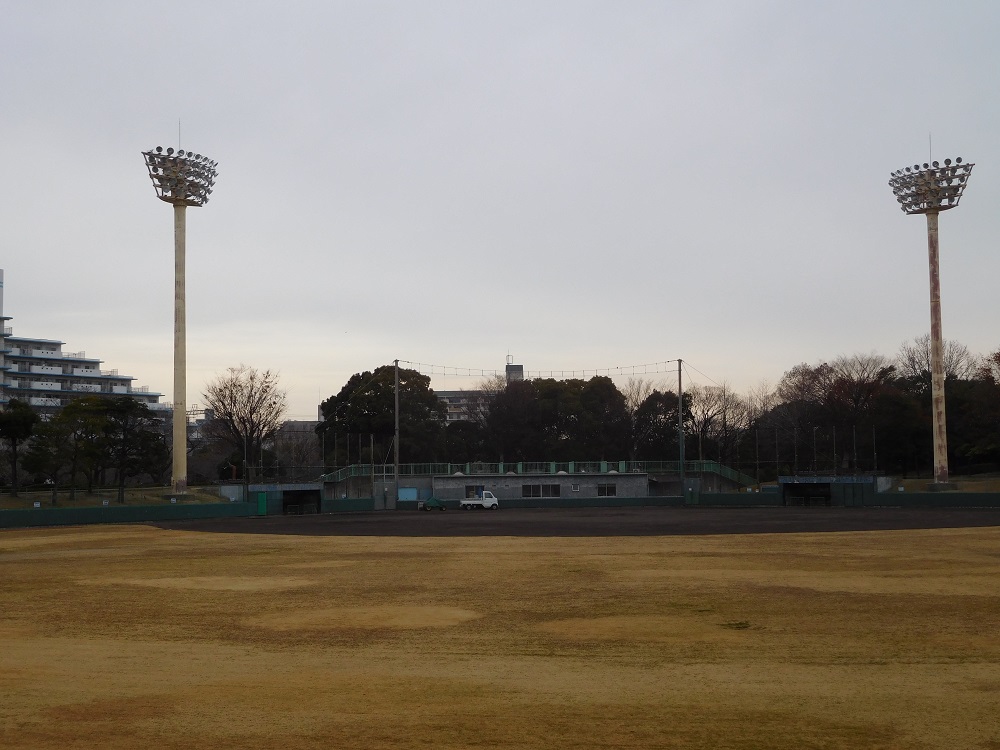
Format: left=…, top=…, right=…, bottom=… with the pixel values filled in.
left=141, top=146, right=218, bottom=495
left=812, top=426, right=818, bottom=473
left=889, top=157, right=973, bottom=488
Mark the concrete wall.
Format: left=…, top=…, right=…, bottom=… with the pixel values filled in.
left=398, top=496, right=684, bottom=511
left=430, top=473, right=648, bottom=502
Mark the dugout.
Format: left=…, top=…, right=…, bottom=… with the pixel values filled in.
left=778, top=476, right=875, bottom=507
left=281, top=488, right=322, bottom=515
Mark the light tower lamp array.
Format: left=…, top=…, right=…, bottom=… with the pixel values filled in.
left=888, top=158, right=973, bottom=215
left=141, top=147, right=218, bottom=206
left=141, top=145, right=218, bottom=495
left=888, top=156, right=974, bottom=488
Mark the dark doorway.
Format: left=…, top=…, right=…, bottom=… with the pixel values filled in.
left=782, top=483, right=832, bottom=506
left=282, top=489, right=321, bottom=515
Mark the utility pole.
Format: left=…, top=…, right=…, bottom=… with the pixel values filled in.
left=394, top=359, right=400, bottom=508
left=677, top=359, right=684, bottom=489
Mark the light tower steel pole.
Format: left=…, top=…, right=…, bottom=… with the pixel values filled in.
left=889, top=156, right=973, bottom=487
left=141, top=146, right=218, bottom=495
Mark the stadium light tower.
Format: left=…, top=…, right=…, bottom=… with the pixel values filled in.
left=888, top=156, right=973, bottom=488
left=141, top=146, right=218, bottom=495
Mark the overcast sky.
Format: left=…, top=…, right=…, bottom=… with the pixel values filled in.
left=2, top=1, right=998, bottom=419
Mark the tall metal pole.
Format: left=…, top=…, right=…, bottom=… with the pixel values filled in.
left=394, top=359, right=400, bottom=507
left=925, top=210, right=950, bottom=484
left=172, top=204, right=187, bottom=494
left=677, top=359, right=684, bottom=489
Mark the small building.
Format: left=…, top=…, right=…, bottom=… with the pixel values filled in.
left=431, top=470, right=648, bottom=505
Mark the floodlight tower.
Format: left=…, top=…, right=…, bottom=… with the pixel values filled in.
left=141, top=146, right=218, bottom=495
left=888, top=157, right=973, bottom=487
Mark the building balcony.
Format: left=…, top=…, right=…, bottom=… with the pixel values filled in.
left=30, top=381, right=63, bottom=391
left=30, top=365, right=64, bottom=376
left=71, top=383, right=102, bottom=393
left=28, top=396, right=62, bottom=407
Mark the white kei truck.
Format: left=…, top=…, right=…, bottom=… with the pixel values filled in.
left=459, top=490, right=500, bottom=510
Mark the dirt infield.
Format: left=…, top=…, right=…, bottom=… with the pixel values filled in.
left=2, top=511, right=1000, bottom=749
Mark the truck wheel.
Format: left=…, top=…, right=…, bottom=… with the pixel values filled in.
left=490, top=503, right=498, bottom=510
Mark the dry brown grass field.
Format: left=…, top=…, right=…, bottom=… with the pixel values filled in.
left=1, top=519, right=999, bottom=749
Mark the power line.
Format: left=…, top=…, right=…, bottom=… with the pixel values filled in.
left=681, top=361, right=725, bottom=389
left=397, top=358, right=720, bottom=388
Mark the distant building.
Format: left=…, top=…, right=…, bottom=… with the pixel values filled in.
left=436, top=357, right=523, bottom=422
left=505, top=354, right=523, bottom=382
left=0, top=269, right=164, bottom=415
left=436, top=390, right=487, bottom=423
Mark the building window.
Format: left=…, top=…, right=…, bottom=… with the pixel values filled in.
left=522, top=484, right=560, bottom=498
left=597, top=483, right=617, bottom=497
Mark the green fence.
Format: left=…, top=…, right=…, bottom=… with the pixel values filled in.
left=0, top=501, right=254, bottom=530
left=697, top=489, right=1000, bottom=508
left=695, top=493, right=783, bottom=507
left=865, top=492, right=1000, bottom=508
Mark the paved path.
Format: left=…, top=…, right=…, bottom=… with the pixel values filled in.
left=152, top=506, right=1000, bottom=537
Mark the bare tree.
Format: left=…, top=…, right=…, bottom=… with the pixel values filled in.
left=688, top=383, right=750, bottom=463
left=827, top=353, right=896, bottom=414
left=978, top=348, right=1000, bottom=385
left=896, top=334, right=982, bottom=381
left=203, top=365, right=287, bottom=473
left=622, top=377, right=661, bottom=415
left=622, top=377, right=666, bottom=460
left=468, top=374, right=509, bottom=431
left=273, top=422, right=322, bottom=479
left=744, top=380, right=778, bottom=424
left=776, top=362, right=835, bottom=405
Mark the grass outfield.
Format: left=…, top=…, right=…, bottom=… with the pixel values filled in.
left=1, top=522, right=998, bottom=749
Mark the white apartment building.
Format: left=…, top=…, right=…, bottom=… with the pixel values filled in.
left=436, top=390, right=487, bottom=423
left=0, top=270, right=164, bottom=415
left=436, top=358, right=523, bottom=423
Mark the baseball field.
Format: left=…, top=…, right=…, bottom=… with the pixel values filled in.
left=1, top=508, right=998, bottom=749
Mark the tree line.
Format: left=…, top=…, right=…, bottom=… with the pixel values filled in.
left=3, top=338, right=999, bottom=496
left=0, top=365, right=293, bottom=498
left=318, top=338, right=1000, bottom=481
left=0, top=396, right=167, bottom=502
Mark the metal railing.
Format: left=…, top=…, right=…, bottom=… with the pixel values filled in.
left=318, top=460, right=755, bottom=487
